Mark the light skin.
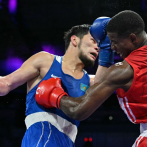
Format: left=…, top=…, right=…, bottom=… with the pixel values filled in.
left=0, top=31, right=107, bottom=97
left=59, top=30, right=147, bottom=121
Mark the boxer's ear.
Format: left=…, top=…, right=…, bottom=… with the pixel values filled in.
left=129, top=33, right=137, bottom=44
left=71, top=35, right=79, bottom=47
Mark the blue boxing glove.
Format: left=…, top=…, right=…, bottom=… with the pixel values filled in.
left=89, top=17, right=114, bottom=67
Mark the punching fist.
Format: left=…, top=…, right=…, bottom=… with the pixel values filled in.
left=35, top=78, right=68, bottom=109
left=90, top=17, right=114, bottom=67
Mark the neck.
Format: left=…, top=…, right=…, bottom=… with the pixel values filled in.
left=63, top=52, right=84, bottom=73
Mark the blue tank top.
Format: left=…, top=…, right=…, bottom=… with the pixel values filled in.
left=25, top=55, right=90, bottom=127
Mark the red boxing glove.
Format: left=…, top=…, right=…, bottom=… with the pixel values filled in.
left=35, top=78, right=68, bottom=109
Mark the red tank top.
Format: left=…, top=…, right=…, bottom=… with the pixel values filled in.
left=117, top=45, right=147, bottom=124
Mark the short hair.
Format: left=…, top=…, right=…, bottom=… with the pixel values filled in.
left=64, top=24, right=91, bottom=51
left=107, top=10, right=145, bottom=37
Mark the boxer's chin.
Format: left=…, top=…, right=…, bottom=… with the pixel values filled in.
left=79, top=53, right=94, bottom=67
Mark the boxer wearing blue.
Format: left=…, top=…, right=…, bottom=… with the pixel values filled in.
left=0, top=13, right=114, bottom=145
left=22, top=55, right=90, bottom=147
left=0, top=22, right=113, bottom=147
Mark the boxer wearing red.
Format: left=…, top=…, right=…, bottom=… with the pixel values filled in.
left=45, top=10, right=147, bottom=147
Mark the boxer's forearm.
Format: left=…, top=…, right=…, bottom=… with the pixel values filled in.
left=0, top=77, right=11, bottom=96
left=59, top=82, right=112, bottom=121
left=59, top=95, right=87, bottom=120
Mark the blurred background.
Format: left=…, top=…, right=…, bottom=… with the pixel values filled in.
left=0, top=0, right=146, bottom=146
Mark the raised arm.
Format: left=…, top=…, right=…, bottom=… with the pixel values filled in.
left=0, top=51, right=54, bottom=96
left=59, top=61, right=133, bottom=120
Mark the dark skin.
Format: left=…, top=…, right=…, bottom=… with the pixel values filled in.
left=59, top=30, right=147, bottom=121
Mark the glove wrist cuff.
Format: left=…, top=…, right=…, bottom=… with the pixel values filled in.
left=57, top=93, right=69, bottom=109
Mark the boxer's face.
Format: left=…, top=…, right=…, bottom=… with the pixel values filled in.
left=78, top=32, right=98, bottom=67
left=107, top=32, right=134, bottom=59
